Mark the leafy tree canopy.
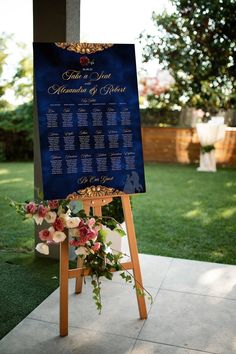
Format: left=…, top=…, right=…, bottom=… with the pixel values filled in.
left=0, top=33, right=12, bottom=101
left=0, top=34, right=33, bottom=110
left=140, top=0, right=236, bottom=114
left=11, top=47, right=33, bottom=102
left=0, top=33, right=33, bottom=160
left=0, top=101, right=33, bottom=140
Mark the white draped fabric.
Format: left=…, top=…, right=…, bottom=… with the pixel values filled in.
left=196, top=123, right=227, bottom=172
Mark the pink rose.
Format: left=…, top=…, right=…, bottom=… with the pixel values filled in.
left=48, top=200, right=59, bottom=209
left=87, top=218, right=96, bottom=228
left=79, top=220, right=85, bottom=228
left=38, top=204, right=49, bottom=218
left=69, top=239, right=81, bottom=247
left=39, top=229, right=53, bottom=242
left=77, top=225, right=91, bottom=244
left=53, top=217, right=65, bottom=231
left=87, top=229, right=98, bottom=241
left=79, top=225, right=89, bottom=238
left=91, top=242, right=101, bottom=252
left=26, top=202, right=37, bottom=215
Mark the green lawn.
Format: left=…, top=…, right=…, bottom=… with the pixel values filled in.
left=133, top=163, right=236, bottom=264
left=0, top=162, right=59, bottom=339
left=0, top=252, right=59, bottom=340
left=0, top=162, right=236, bottom=339
left=0, top=162, right=34, bottom=250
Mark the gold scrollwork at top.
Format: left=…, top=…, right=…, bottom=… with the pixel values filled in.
left=55, top=43, right=113, bottom=54
left=67, top=185, right=124, bottom=200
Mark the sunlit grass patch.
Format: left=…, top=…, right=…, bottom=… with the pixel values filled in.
left=133, top=163, right=236, bottom=265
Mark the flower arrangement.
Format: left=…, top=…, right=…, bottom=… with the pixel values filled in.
left=10, top=198, right=152, bottom=312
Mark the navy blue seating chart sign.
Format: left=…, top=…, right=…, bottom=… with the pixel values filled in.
left=33, top=43, right=146, bottom=200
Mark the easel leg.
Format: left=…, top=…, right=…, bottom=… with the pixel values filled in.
left=75, top=256, right=83, bottom=294
left=75, top=202, right=91, bottom=294
left=60, top=236, right=69, bottom=336
left=121, top=195, right=147, bottom=319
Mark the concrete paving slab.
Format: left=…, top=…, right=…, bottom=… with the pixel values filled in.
left=27, top=279, right=156, bottom=338
left=132, top=339, right=213, bottom=354
left=0, top=318, right=135, bottom=354
left=1, top=254, right=236, bottom=354
left=139, top=254, right=173, bottom=288
left=162, top=258, right=236, bottom=299
left=110, top=254, right=173, bottom=289
left=139, top=289, right=236, bottom=354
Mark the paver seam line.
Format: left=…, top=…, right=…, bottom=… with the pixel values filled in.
left=160, top=288, right=236, bottom=302
left=24, top=316, right=140, bottom=341
left=24, top=257, right=174, bottom=351
left=158, top=257, right=175, bottom=290
left=130, top=257, right=175, bottom=353
left=0, top=318, right=218, bottom=354
left=134, top=338, right=218, bottom=354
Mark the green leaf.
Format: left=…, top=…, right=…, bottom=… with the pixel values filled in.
left=114, top=227, right=126, bottom=237
left=98, top=228, right=108, bottom=242
left=104, top=271, right=113, bottom=280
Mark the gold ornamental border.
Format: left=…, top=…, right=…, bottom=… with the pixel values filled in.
left=67, top=185, right=124, bottom=200
left=55, top=43, right=113, bottom=54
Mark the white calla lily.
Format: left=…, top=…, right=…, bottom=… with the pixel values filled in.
left=35, top=242, right=49, bottom=255
left=45, top=211, right=57, bottom=224
left=33, top=214, right=44, bottom=225
left=52, top=231, right=67, bottom=243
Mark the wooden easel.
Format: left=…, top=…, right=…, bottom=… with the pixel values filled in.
left=60, top=193, right=147, bottom=337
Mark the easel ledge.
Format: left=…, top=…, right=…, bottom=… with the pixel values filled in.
left=60, top=191, right=147, bottom=337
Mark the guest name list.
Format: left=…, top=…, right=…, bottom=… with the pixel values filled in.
left=34, top=43, right=145, bottom=199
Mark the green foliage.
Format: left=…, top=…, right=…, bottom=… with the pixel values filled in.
left=201, top=145, right=215, bottom=154
left=140, top=108, right=181, bottom=126
left=0, top=34, right=12, bottom=107
left=91, top=277, right=102, bottom=313
left=98, top=228, right=108, bottom=242
left=140, top=0, right=236, bottom=114
left=8, top=198, right=26, bottom=217
left=0, top=101, right=33, bottom=138
left=120, top=271, right=132, bottom=283
left=11, top=55, right=33, bottom=101
left=0, top=33, right=33, bottom=161
left=0, top=36, right=8, bottom=76
left=0, top=34, right=33, bottom=108
left=0, top=142, right=6, bottom=161
left=102, top=197, right=124, bottom=223
left=113, top=227, right=126, bottom=237
left=0, top=101, right=33, bottom=161
left=8, top=195, right=148, bottom=314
